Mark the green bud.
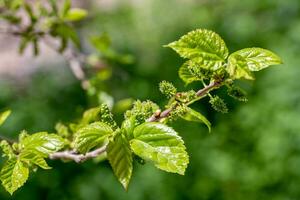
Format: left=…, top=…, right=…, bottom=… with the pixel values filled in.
left=168, top=104, right=188, bottom=122
left=159, top=81, right=177, bottom=98
left=227, top=85, right=248, bottom=102
left=125, top=100, right=159, bottom=124
left=175, top=90, right=197, bottom=103
left=209, top=95, right=228, bottom=113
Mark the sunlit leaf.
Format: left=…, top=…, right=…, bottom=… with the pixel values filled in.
left=19, top=150, right=51, bottom=170
left=166, top=29, right=228, bottom=65
left=73, top=122, right=113, bottom=153
left=107, top=131, right=133, bottom=190
left=181, top=107, right=211, bottom=132
left=20, top=132, right=65, bottom=157
left=130, top=123, right=189, bottom=175
left=227, top=48, right=282, bottom=80
left=0, top=158, right=29, bottom=195
left=0, top=141, right=15, bottom=159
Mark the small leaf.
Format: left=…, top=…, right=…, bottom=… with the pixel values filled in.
left=178, top=62, right=200, bottom=85
left=81, top=107, right=101, bottom=125
left=0, top=158, right=29, bottom=195
left=73, top=122, right=113, bottom=153
left=181, top=107, right=211, bottom=132
left=55, top=122, right=70, bottom=138
left=0, top=141, right=15, bottom=159
left=19, top=150, right=51, bottom=170
left=64, top=8, right=87, bottom=21
left=107, top=131, right=133, bottom=190
left=20, top=132, right=65, bottom=157
left=130, top=123, right=189, bottom=175
left=0, top=110, right=11, bottom=126
left=166, top=29, right=228, bottom=63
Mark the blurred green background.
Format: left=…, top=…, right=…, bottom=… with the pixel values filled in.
left=1, top=0, right=300, bottom=199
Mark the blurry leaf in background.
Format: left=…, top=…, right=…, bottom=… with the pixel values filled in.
left=0, top=110, right=11, bottom=126
left=64, top=8, right=87, bottom=22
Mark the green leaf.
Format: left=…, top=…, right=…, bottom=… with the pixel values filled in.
left=64, top=8, right=87, bottom=21
left=227, top=54, right=255, bottom=80
left=0, top=110, right=11, bottom=126
left=107, top=131, right=133, bottom=190
left=0, top=141, right=15, bottom=159
left=61, top=0, right=71, bottom=17
left=81, top=107, right=101, bottom=125
left=166, top=29, right=228, bottom=65
left=121, top=117, right=136, bottom=140
left=0, top=158, right=29, bottom=195
left=181, top=107, right=211, bottom=132
left=178, top=62, right=200, bottom=85
left=130, top=123, right=189, bottom=175
left=90, top=33, right=111, bottom=52
left=20, top=132, right=65, bottom=157
left=55, top=122, right=70, bottom=138
left=19, top=150, right=51, bottom=170
left=73, top=122, right=113, bottom=153
left=227, top=48, right=282, bottom=80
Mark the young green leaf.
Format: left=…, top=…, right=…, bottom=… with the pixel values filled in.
left=73, top=122, right=113, bottom=153
left=230, top=48, right=282, bottom=71
left=180, top=107, right=211, bottom=132
left=81, top=107, right=101, bottom=125
left=0, top=110, right=11, bottom=126
left=227, top=54, right=255, bottom=80
left=179, top=62, right=200, bottom=85
left=107, top=131, right=133, bottom=190
left=130, top=122, right=189, bottom=175
left=166, top=29, right=228, bottom=64
left=0, top=141, right=15, bottom=159
left=19, top=150, right=51, bottom=170
left=64, top=8, right=87, bottom=21
left=20, top=132, right=65, bottom=157
left=0, top=158, right=29, bottom=195
left=227, top=48, right=282, bottom=80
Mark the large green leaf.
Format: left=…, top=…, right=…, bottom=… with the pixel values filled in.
left=130, top=123, right=189, bottom=175
left=181, top=107, right=211, bottom=132
left=107, top=131, right=133, bottom=190
left=73, top=122, right=113, bottom=153
left=20, top=132, right=65, bottom=157
left=0, top=158, right=29, bottom=195
left=0, top=110, right=11, bottom=126
left=227, top=48, right=282, bottom=80
left=166, top=29, right=228, bottom=63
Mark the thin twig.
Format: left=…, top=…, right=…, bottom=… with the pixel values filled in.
left=147, top=81, right=221, bottom=122
left=49, top=145, right=107, bottom=163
